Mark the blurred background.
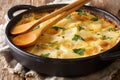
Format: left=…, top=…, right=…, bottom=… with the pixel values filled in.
left=0, top=0, right=53, bottom=24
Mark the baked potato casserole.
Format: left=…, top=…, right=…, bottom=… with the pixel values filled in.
left=12, top=10, right=120, bottom=59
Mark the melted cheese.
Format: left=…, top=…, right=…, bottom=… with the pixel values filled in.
left=14, top=11, right=120, bottom=59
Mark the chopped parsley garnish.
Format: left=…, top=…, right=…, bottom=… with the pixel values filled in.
left=23, top=13, right=33, bottom=18
left=41, top=53, right=50, bottom=57
left=65, top=15, right=71, bottom=19
left=73, top=48, right=85, bottom=56
left=72, top=35, right=84, bottom=41
left=62, top=36, right=65, bottom=38
left=48, top=41, right=58, bottom=46
left=35, top=17, right=40, bottom=20
left=108, top=28, right=116, bottom=31
left=33, top=25, right=40, bottom=30
left=52, top=26, right=66, bottom=31
left=77, top=10, right=87, bottom=15
left=97, top=33, right=100, bottom=35
left=78, top=26, right=85, bottom=31
left=55, top=47, right=59, bottom=50
left=91, top=17, right=98, bottom=21
left=101, top=35, right=112, bottom=40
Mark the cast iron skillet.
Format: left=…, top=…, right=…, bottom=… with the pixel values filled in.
left=5, top=4, right=120, bottom=77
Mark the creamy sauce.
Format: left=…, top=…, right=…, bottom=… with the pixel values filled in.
left=13, top=10, right=120, bottom=59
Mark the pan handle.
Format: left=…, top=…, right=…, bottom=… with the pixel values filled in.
left=100, top=45, right=120, bottom=60
left=7, top=5, right=36, bottom=19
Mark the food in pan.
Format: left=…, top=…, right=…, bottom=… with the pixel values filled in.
left=11, top=10, right=120, bottom=59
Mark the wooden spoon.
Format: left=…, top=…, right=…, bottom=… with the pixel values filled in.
left=11, top=20, right=39, bottom=35
left=12, top=0, right=90, bottom=47
left=12, top=14, right=63, bottom=47
left=10, top=0, right=88, bottom=35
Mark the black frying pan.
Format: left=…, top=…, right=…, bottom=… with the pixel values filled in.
left=5, top=4, right=120, bottom=77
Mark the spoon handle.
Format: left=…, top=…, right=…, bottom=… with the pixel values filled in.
left=11, top=0, right=90, bottom=35
left=12, top=0, right=90, bottom=47
left=35, top=0, right=90, bottom=38
left=34, top=0, right=89, bottom=26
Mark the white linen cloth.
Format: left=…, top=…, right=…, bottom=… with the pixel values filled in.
left=0, top=0, right=120, bottom=80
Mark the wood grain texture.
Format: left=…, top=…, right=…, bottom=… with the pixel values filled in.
left=0, top=0, right=54, bottom=24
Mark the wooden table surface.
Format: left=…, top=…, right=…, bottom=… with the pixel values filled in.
left=0, top=0, right=53, bottom=24
left=0, top=0, right=53, bottom=80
